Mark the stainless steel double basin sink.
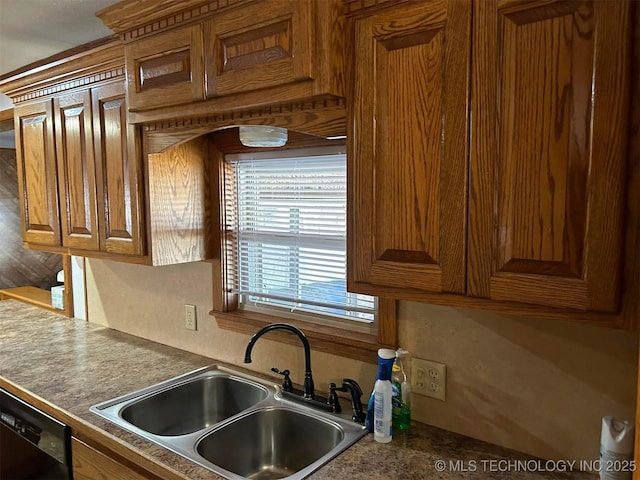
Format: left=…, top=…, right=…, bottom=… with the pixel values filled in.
left=90, top=366, right=366, bottom=480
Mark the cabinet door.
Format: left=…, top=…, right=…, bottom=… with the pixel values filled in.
left=469, top=0, right=632, bottom=312
left=348, top=1, right=471, bottom=295
left=92, top=82, right=145, bottom=256
left=54, top=90, right=99, bottom=251
left=71, top=437, right=150, bottom=480
left=14, top=100, right=61, bottom=246
left=205, top=0, right=313, bottom=97
left=125, top=24, right=204, bottom=111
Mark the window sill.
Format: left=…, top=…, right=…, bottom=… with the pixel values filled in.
left=211, top=305, right=396, bottom=364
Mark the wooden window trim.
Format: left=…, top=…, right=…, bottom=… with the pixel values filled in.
left=211, top=297, right=397, bottom=365
left=207, top=134, right=398, bottom=364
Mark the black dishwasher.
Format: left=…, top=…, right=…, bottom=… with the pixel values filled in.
left=0, top=388, right=72, bottom=479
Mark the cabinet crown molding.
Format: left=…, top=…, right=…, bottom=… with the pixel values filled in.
left=0, top=38, right=124, bottom=103
left=97, top=0, right=251, bottom=41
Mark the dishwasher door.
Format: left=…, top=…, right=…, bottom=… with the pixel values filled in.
left=0, top=389, right=72, bottom=479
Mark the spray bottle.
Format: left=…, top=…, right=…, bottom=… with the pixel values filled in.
left=599, top=416, right=634, bottom=480
left=391, top=348, right=411, bottom=430
left=365, top=348, right=396, bottom=442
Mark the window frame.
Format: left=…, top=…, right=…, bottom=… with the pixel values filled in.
left=208, top=138, right=397, bottom=364
left=227, top=147, right=376, bottom=325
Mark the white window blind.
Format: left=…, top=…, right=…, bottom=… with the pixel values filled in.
left=224, top=148, right=376, bottom=323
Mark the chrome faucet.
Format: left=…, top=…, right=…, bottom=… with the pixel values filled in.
left=244, top=323, right=315, bottom=399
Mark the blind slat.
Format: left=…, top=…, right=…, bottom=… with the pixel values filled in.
left=231, top=289, right=376, bottom=315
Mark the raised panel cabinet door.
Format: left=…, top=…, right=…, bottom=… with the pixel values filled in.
left=14, top=100, right=61, bottom=246
left=125, top=24, right=204, bottom=111
left=92, top=82, right=144, bottom=256
left=54, top=90, right=99, bottom=251
left=469, top=0, right=632, bottom=312
left=205, top=0, right=313, bottom=97
left=348, top=0, right=471, bottom=295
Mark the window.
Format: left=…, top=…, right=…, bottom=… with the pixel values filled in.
left=210, top=139, right=397, bottom=363
left=223, top=147, right=376, bottom=330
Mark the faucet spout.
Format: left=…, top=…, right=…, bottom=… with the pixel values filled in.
left=244, top=323, right=314, bottom=399
left=340, top=379, right=366, bottom=423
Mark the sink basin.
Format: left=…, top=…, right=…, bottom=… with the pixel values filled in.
left=90, top=365, right=367, bottom=480
left=90, top=367, right=269, bottom=438
left=197, top=407, right=343, bottom=479
left=121, top=375, right=268, bottom=436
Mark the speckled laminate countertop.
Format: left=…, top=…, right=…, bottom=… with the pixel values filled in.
left=0, top=300, right=595, bottom=480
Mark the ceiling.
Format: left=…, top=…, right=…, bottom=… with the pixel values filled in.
left=0, top=0, right=120, bottom=111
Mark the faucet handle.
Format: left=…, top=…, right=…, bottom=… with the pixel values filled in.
left=271, top=367, right=293, bottom=392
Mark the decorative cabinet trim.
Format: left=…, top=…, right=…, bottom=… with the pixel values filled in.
left=145, top=97, right=345, bottom=132
left=0, top=40, right=125, bottom=104
left=98, top=0, right=251, bottom=42
left=143, top=97, right=346, bottom=153
left=12, top=68, right=125, bottom=104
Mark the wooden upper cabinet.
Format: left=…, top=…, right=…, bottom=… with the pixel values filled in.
left=92, top=82, right=144, bottom=256
left=348, top=0, right=471, bottom=295
left=347, top=0, right=636, bottom=323
left=468, top=0, right=632, bottom=312
left=98, top=0, right=344, bottom=120
left=125, top=24, right=204, bottom=111
left=54, top=90, right=99, bottom=251
left=204, top=0, right=313, bottom=98
left=11, top=81, right=146, bottom=259
left=14, top=100, right=61, bottom=247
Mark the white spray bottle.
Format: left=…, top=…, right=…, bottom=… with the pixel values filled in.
left=373, top=348, right=395, bottom=443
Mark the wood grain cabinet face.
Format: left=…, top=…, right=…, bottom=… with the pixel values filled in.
left=205, top=0, right=313, bottom=98
left=14, top=100, right=61, bottom=247
left=468, top=0, right=632, bottom=312
left=71, top=437, right=150, bottom=480
left=54, top=90, right=99, bottom=251
left=349, top=1, right=471, bottom=294
left=349, top=0, right=633, bottom=316
left=14, top=81, right=145, bottom=259
left=92, top=82, right=144, bottom=256
left=125, top=25, right=204, bottom=111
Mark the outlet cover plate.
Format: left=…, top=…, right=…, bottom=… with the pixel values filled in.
left=411, top=358, right=446, bottom=401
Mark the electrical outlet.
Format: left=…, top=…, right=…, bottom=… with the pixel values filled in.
left=185, top=304, right=197, bottom=331
left=411, top=358, right=446, bottom=401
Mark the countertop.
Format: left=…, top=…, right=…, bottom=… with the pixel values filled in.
left=0, top=300, right=595, bottom=480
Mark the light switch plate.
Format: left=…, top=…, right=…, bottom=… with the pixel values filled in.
left=185, top=304, right=197, bottom=331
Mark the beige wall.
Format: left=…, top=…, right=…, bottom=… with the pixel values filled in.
left=86, top=258, right=637, bottom=462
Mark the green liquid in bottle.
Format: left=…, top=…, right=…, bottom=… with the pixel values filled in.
left=391, top=361, right=411, bottom=430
